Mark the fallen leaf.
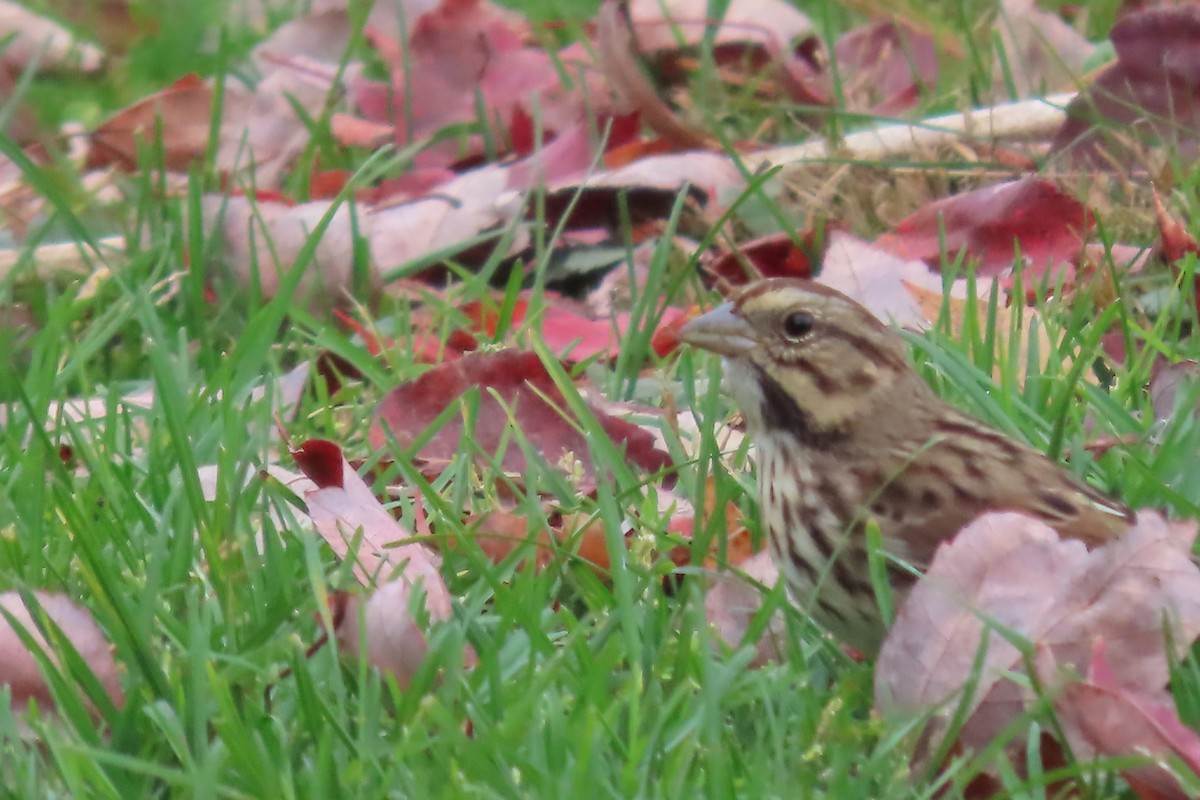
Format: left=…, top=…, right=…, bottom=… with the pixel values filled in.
left=596, top=0, right=716, bottom=151
left=0, top=591, right=123, bottom=713
left=905, top=281, right=1063, bottom=385
left=354, top=0, right=612, bottom=168
left=834, top=19, right=939, bottom=115
left=1050, top=5, right=1200, bottom=168
left=873, top=177, right=1092, bottom=279
left=876, top=511, right=1200, bottom=779
left=465, top=293, right=689, bottom=362
left=89, top=7, right=351, bottom=184
left=1051, top=638, right=1200, bottom=800
left=289, top=439, right=457, bottom=691
left=705, top=549, right=785, bottom=667
left=292, top=438, right=447, bottom=591
left=201, top=194, right=373, bottom=305
left=0, top=2, right=105, bottom=74
left=88, top=74, right=212, bottom=171
left=817, top=230, right=948, bottom=329
left=369, top=350, right=673, bottom=491
left=626, top=0, right=813, bottom=54
left=541, top=149, right=747, bottom=229
left=332, top=576, right=452, bottom=689
left=365, top=163, right=521, bottom=275
left=40, top=0, right=146, bottom=53
left=704, top=231, right=819, bottom=287
left=1154, top=189, right=1200, bottom=266
left=1149, top=360, right=1200, bottom=425
left=456, top=508, right=558, bottom=568
left=991, top=0, right=1096, bottom=101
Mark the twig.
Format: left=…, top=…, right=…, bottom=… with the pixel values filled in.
left=0, top=235, right=125, bottom=283
left=746, top=92, right=1077, bottom=171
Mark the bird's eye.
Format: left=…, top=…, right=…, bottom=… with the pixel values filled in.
left=782, top=311, right=815, bottom=340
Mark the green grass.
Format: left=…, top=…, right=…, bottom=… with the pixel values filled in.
left=1, top=1, right=1199, bottom=798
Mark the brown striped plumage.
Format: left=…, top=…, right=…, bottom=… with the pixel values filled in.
left=681, top=278, right=1133, bottom=654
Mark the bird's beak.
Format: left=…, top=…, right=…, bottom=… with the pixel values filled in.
left=679, top=302, right=757, bottom=357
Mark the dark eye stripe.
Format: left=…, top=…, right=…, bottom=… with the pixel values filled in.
left=821, top=325, right=908, bottom=372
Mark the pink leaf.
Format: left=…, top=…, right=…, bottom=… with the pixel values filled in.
left=0, top=591, right=124, bottom=713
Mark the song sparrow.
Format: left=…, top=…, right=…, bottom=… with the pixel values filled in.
left=681, top=278, right=1133, bottom=654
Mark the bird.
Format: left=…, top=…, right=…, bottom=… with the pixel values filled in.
left=679, top=277, right=1133, bottom=655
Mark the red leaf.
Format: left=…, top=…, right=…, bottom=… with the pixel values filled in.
left=461, top=299, right=531, bottom=338
left=705, top=232, right=819, bottom=287
left=877, top=511, right=1200, bottom=788
left=874, top=177, right=1092, bottom=278
left=307, top=169, right=353, bottom=200
left=834, top=19, right=938, bottom=115
left=650, top=308, right=693, bottom=357
left=1051, top=5, right=1200, bottom=167
left=1054, top=638, right=1200, bottom=799
left=292, top=439, right=345, bottom=489
left=463, top=295, right=687, bottom=362
left=356, top=0, right=612, bottom=169
left=369, top=350, right=672, bottom=490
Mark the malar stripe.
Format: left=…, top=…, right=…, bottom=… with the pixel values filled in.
left=817, top=597, right=850, bottom=623
left=751, top=365, right=847, bottom=447
left=753, top=364, right=807, bottom=431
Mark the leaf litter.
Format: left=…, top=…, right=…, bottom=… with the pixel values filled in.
left=7, top=0, right=1200, bottom=793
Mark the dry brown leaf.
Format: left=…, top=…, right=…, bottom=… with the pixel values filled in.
left=905, top=281, right=1063, bottom=385
left=1154, top=188, right=1200, bottom=266
left=90, top=6, right=351, bottom=185
left=595, top=0, right=716, bottom=150
left=0, top=591, right=123, bottom=713
left=39, top=0, right=144, bottom=53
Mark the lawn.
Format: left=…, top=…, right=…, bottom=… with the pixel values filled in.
left=1, top=0, right=1198, bottom=798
